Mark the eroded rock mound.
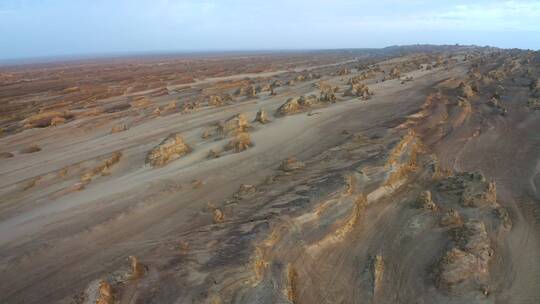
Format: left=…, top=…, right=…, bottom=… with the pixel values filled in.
left=279, top=157, right=305, bottom=172
left=111, top=123, right=128, bottom=133
left=344, top=83, right=373, bottom=100
left=416, top=190, right=437, bottom=210
left=319, top=87, right=338, bottom=102
left=208, top=94, right=233, bottom=107
left=146, top=133, right=191, bottom=167
left=275, top=96, right=319, bottom=116
left=235, top=86, right=257, bottom=98
left=22, top=111, right=72, bottom=129
left=389, top=67, right=401, bottom=79
left=96, top=280, right=114, bottom=304
left=440, top=209, right=463, bottom=227
left=437, top=221, right=493, bottom=291
left=219, top=114, right=251, bottom=137
left=225, top=132, right=253, bottom=152
left=437, top=172, right=497, bottom=207
left=253, top=109, right=270, bottom=124
left=457, top=82, right=474, bottom=99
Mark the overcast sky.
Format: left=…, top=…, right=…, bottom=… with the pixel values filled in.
left=1, top=0, right=539, bottom=60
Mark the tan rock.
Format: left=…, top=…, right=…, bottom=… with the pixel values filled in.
left=416, top=190, right=437, bottom=210
left=440, top=209, right=463, bottom=227
left=22, top=111, right=71, bottom=129
left=344, top=83, right=373, bottom=100
left=280, top=157, right=305, bottom=172
left=146, top=133, right=192, bottom=167
left=129, top=255, right=146, bottom=279
left=253, top=109, right=270, bottom=124
left=276, top=98, right=301, bottom=116
left=219, top=114, right=250, bottom=137
left=225, top=132, right=253, bottom=152
left=457, top=82, right=474, bottom=98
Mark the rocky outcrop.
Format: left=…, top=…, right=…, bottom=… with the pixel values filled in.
left=276, top=98, right=302, bottom=116
left=253, top=109, right=270, bottom=124
left=416, top=190, right=437, bottom=210
left=235, top=86, right=257, bottom=98
left=344, top=83, right=373, bottom=100
left=80, top=151, right=122, bottom=183
left=219, top=114, right=250, bottom=137
left=279, top=157, right=305, bottom=172
left=146, top=133, right=191, bottom=167
left=389, top=67, right=401, bottom=79
left=129, top=256, right=147, bottom=279
left=437, top=221, right=493, bottom=291
left=111, top=123, right=128, bottom=133
left=440, top=209, right=463, bottom=227
left=531, top=79, right=540, bottom=97
left=96, top=280, right=114, bottom=304
left=208, top=94, right=233, bottom=106
left=437, top=172, right=497, bottom=207
left=225, top=132, right=253, bottom=152
left=336, top=69, right=350, bottom=76
left=457, top=82, right=474, bottom=99
left=208, top=95, right=224, bottom=106
left=22, top=111, right=72, bottom=129
left=233, top=184, right=257, bottom=200
left=130, top=96, right=153, bottom=108
left=275, top=95, right=320, bottom=116
left=319, top=87, right=338, bottom=102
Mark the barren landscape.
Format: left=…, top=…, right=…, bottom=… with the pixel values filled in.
left=1, top=45, right=540, bottom=304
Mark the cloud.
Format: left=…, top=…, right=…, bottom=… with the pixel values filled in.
left=434, top=0, right=540, bottom=31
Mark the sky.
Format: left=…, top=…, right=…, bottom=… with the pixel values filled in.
left=0, top=0, right=539, bottom=60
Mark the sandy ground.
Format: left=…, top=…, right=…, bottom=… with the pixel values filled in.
left=1, top=47, right=539, bottom=303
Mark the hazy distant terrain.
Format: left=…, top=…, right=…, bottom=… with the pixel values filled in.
left=1, top=45, right=540, bottom=303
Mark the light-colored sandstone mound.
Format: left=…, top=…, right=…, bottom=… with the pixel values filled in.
left=130, top=96, right=153, bottom=108
left=233, top=184, right=257, bottom=200
left=80, top=151, right=122, bottom=183
left=275, top=95, right=320, bottom=116
left=389, top=67, right=401, bottom=79
left=225, top=132, right=253, bottom=152
left=440, top=209, right=463, bottom=227
left=336, top=69, right=350, bottom=76
left=275, top=98, right=302, bottom=116
left=457, top=81, right=474, bottom=98
left=437, top=220, right=493, bottom=291
left=208, top=94, right=233, bottom=107
left=22, top=111, right=72, bottom=129
left=416, top=190, right=437, bottom=210
left=437, top=172, right=496, bottom=207
left=235, top=86, right=257, bottom=98
left=96, top=280, right=113, bottom=304
left=129, top=256, right=146, bottom=279
left=253, top=109, right=270, bottom=124
left=344, top=83, right=373, bottom=100
left=146, top=133, right=192, bottom=167
left=319, top=87, right=337, bottom=102
left=111, top=123, right=128, bottom=133
left=279, top=157, right=305, bottom=172
left=219, top=114, right=250, bottom=137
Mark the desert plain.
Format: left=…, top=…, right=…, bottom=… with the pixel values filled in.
left=1, top=45, right=540, bottom=303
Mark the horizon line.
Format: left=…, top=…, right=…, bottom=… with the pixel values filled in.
left=0, top=44, right=533, bottom=68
